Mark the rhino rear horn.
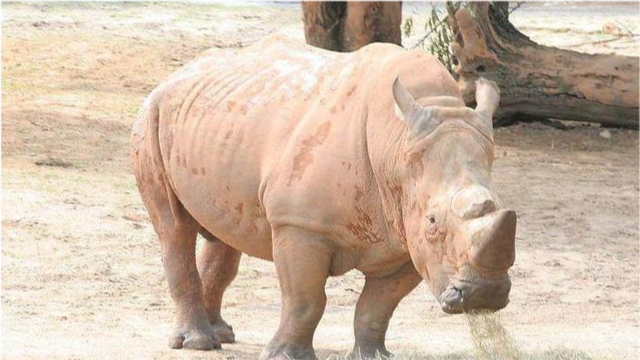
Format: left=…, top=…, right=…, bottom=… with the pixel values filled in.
left=393, top=77, right=441, bottom=137
left=474, top=78, right=500, bottom=129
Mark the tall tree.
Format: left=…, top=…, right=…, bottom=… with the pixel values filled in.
left=447, top=2, right=639, bottom=127
left=302, top=2, right=402, bottom=52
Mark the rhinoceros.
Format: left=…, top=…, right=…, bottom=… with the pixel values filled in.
left=130, top=35, right=516, bottom=360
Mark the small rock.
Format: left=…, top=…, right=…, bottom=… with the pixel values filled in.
left=599, top=130, right=612, bottom=139
left=32, top=21, right=49, bottom=28
left=64, top=198, right=80, bottom=205
left=544, top=260, right=562, bottom=267
left=132, top=223, right=144, bottom=230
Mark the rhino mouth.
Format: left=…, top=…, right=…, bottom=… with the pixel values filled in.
left=439, top=277, right=511, bottom=314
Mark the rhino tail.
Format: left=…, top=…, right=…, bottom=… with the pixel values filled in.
left=130, top=91, right=193, bottom=224
left=130, top=92, right=162, bottom=184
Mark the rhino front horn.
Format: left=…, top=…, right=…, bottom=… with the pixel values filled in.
left=467, top=209, right=517, bottom=271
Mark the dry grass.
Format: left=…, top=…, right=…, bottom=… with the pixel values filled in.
left=466, top=310, right=520, bottom=360
left=462, top=310, right=615, bottom=360
left=322, top=347, right=610, bottom=360
left=316, top=311, right=617, bottom=360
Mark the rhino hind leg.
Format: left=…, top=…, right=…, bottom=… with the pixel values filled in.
left=197, top=229, right=241, bottom=343
left=350, top=263, right=422, bottom=359
left=132, top=142, right=220, bottom=350
left=259, top=226, right=332, bottom=360
left=141, top=188, right=220, bottom=350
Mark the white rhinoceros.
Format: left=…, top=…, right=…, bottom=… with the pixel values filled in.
left=131, top=35, right=516, bottom=360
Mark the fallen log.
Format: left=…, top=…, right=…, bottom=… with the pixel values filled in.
left=447, top=2, right=639, bottom=128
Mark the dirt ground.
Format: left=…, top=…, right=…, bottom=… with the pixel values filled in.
left=2, top=2, right=639, bottom=360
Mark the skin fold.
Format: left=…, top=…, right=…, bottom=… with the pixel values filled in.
left=131, top=35, right=516, bottom=360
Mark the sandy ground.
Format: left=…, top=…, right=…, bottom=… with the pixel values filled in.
left=2, top=2, right=639, bottom=360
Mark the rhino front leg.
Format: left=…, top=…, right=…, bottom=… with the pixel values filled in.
left=198, top=230, right=242, bottom=344
left=260, top=227, right=332, bottom=360
left=350, top=263, right=422, bottom=359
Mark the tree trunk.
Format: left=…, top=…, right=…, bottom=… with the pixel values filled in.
left=447, top=2, right=639, bottom=128
left=302, top=2, right=402, bottom=52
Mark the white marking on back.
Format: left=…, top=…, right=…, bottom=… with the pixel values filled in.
left=271, top=51, right=329, bottom=94
left=297, top=51, right=326, bottom=93
left=273, top=59, right=300, bottom=78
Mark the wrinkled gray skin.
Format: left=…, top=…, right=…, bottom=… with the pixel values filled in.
left=130, top=36, right=517, bottom=360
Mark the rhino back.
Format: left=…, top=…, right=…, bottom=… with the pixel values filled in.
left=150, top=37, right=373, bottom=259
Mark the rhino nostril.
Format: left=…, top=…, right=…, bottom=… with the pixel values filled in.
left=441, top=285, right=463, bottom=305
left=440, top=285, right=466, bottom=314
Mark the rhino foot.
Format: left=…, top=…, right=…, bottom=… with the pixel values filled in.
left=211, top=319, right=235, bottom=343
left=348, top=346, right=393, bottom=360
left=258, top=343, right=317, bottom=360
left=168, top=325, right=221, bottom=350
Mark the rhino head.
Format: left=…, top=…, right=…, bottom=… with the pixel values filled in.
left=393, top=77, right=516, bottom=314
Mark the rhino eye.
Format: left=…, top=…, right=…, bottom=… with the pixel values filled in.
left=425, top=213, right=439, bottom=238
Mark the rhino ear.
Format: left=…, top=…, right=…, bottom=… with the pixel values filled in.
left=474, top=78, right=500, bottom=129
left=393, top=77, right=441, bottom=137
